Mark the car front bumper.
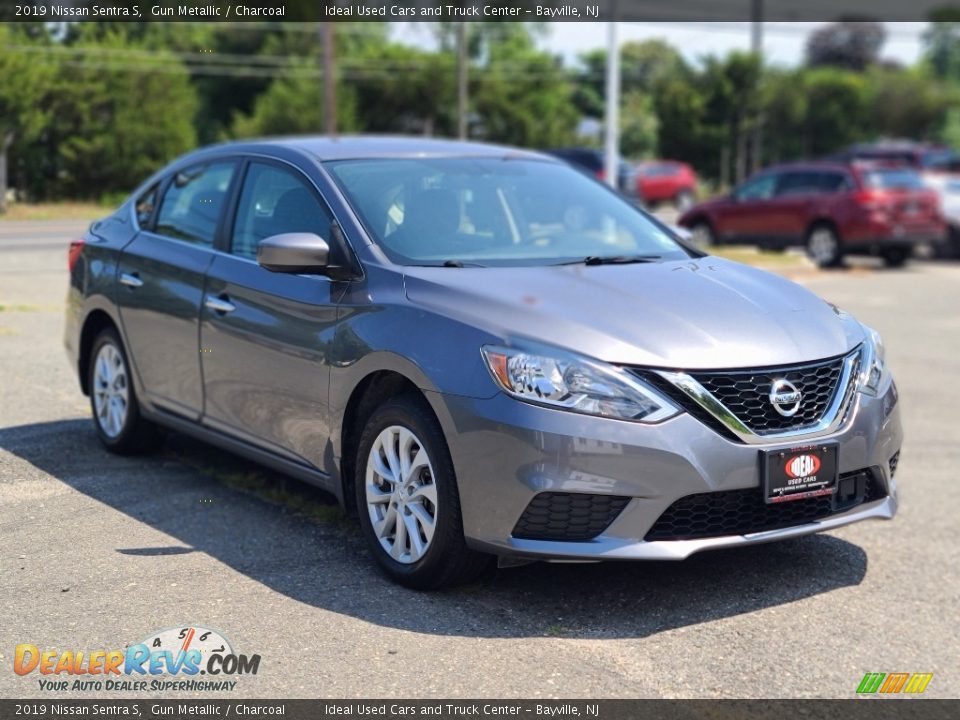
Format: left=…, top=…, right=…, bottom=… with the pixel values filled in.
left=431, top=375, right=902, bottom=562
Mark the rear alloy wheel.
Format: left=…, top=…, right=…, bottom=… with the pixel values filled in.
left=88, top=328, right=162, bottom=454
left=881, top=247, right=910, bottom=268
left=355, top=396, right=490, bottom=589
left=689, top=221, right=715, bottom=249
left=806, top=225, right=842, bottom=268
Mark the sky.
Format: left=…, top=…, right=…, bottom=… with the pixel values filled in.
left=397, top=22, right=930, bottom=68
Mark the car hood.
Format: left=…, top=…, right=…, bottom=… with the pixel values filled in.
left=402, top=258, right=865, bottom=370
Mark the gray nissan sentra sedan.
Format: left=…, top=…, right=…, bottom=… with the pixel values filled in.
left=65, top=137, right=902, bottom=589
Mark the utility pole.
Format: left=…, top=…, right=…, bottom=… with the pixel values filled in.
left=457, top=22, right=468, bottom=140
left=603, top=20, right=620, bottom=190
left=750, top=0, right=764, bottom=173
left=321, top=22, right=336, bottom=136
left=751, top=0, right=763, bottom=53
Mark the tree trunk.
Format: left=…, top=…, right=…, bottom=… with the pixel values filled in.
left=0, top=132, right=13, bottom=215
left=735, top=122, right=747, bottom=184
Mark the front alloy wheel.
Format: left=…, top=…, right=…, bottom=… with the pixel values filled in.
left=365, top=425, right=438, bottom=564
left=354, top=396, right=490, bottom=589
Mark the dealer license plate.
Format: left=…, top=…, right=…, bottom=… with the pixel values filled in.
left=761, top=443, right=839, bottom=504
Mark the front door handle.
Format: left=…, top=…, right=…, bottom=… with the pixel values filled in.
left=205, top=295, right=236, bottom=314
left=119, top=272, right=143, bottom=288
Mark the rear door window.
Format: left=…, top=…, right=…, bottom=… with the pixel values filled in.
left=155, top=161, right=237, bottom=246
left=775, top=172, right=821, bottom=197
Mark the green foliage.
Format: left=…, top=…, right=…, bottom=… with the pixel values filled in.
left=619, top=91, right=659, bottom=159
left=806, top=21, right=886, bottom=71
left=4, top=20, right=960, bottom=201
left=230, top=65, right=358, bottom=139
left=471, top=30, right=578, bottom=148
left=924, top=21, right=960, bottom=80
left=863, top=67, right=956, bottom=140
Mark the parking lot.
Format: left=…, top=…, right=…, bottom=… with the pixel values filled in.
left=1, top=220, right=957, bottom=699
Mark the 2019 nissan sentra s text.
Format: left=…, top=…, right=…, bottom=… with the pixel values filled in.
left=65, top=137, right=902, bottom=589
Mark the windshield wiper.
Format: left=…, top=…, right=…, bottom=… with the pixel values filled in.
left=410, top=260, right=486, bottom=268
left=561, top=255, right=662, bottom=266
left=442, top=259, right=487, bottom=268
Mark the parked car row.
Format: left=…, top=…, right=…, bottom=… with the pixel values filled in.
left=678, top=160, right=945, bottom=268
left=545, top=141, right=959, bottom=268
left=544, top=148, right=700, bottom=210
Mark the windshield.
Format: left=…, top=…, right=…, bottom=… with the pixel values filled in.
left=863, top=169, right=925, bottom=190
left=326, top=157, right=691, bottom=266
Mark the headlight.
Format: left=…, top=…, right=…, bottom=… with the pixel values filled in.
left=858, top=323, right=887, bottom=395
left=481, top=345, right=679, bottom=422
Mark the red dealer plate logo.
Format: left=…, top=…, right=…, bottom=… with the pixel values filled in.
left=785, top=453, right=821, bottom=479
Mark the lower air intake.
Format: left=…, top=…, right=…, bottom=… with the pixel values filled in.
left=512, top=492, right=630, bottom=542
left=644, top=470, right=886, bottom=542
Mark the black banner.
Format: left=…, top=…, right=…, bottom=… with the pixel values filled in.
left=3, top=0, right=960, bottom=22
left=1, top=700, right=957, bottom=720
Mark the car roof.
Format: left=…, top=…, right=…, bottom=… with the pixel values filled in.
left=760, top=161, right=854, bottom=174
left=193, top=135, right=555, bottom=163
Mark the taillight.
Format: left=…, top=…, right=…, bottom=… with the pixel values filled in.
left=68, top=239, right=85, bottom=272
left=595, top=169, right=605, bottom=181
left=853, top=190, right=884, bottom=209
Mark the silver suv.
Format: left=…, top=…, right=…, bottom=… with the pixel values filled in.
left=65, top=137, right=902, bottom=589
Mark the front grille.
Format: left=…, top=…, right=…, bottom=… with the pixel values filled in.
left=644, top=469, right=886, bottom=542
left=688, top=355, right=848, bottom=434
left=512, top=492, right=630, bottom=542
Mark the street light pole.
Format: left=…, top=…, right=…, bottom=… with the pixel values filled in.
left=457, top=22, right=468, bottom=140
left=603, top=20, right=620, bottom=190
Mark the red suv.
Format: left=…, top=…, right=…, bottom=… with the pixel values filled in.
left=678, top=162, right=945, bottom=267
left=636, top=160, right=698, bottom=209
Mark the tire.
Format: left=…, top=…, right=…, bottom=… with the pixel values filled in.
left=881, top=247, right=910, bottom=268
left=354, top=395, right=491, bottom=590
left=689, top=220, right=715, bottom=249
left=805, top=225, right=843, bottom=268
left=87, top=327, right=163, bottom=454
left=675, top=190, right=695, bottom=212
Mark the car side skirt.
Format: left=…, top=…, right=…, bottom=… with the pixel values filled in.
left=143, top=406, right=341, bottom=502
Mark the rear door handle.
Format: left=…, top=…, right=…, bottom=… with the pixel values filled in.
left=205, top=295, right=236, bottom=314
left=119, top=272, right=143, bottom=288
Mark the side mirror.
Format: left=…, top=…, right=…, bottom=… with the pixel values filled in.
left=257, top=233, right=330, bottom=274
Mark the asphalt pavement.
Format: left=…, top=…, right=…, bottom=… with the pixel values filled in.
left=0, top=220, right=957, bottom=699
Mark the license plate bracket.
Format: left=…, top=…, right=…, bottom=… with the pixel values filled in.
left=761, top=443, right=839, bottom=504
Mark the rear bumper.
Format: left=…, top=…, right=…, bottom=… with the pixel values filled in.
left=845, top=219, right=946, bottom=249
left=849, top=235, right=945, bottom=247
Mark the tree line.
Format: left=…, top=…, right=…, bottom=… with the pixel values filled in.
left=2, top=20, right=960, bottom=209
